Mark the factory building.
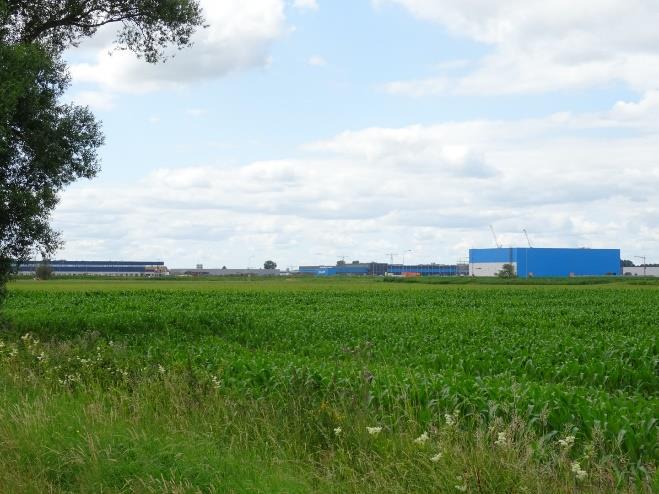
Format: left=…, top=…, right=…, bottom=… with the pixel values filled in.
left=298, top=262, right=466, bottom=277
left=17, top=260, right=167, bottom=277
left=298, top=262, right=388, bottom=276
left=387, top=264, right=469, bottom=276
left=169, top=268, right=280, bottom=276
left=623, top=266, right=659, bottom=277
left=469, top=248, right=621, bottom=277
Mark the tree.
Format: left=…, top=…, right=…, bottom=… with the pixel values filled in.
left=336, top=260, right=346, bottom=266
left=0, top=0, right=203, bottom=301
left=497, top=263, right=516, bottom=278
left=621, top=259, right=635, bottom=267
left=35, top=259, right=53, bottom=280
left=263, top=260, right=277, bottom=270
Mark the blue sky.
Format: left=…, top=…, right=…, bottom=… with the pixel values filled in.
left=53, top=0, right=659, bottom=268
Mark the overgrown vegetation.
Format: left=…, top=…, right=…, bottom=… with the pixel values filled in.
left=0, top=279, right=656, bottom=492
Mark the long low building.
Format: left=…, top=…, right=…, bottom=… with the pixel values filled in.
left=298, top=262, right=467, bottom=276
left=469, top=247, right=621, bottom=277
left=169, top=268, right=281, bottom=276
left=623, top=266, right=659, bottom=277
left=18, top=260, right=167, bottom=276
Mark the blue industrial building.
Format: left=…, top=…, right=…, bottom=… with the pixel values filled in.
left=17, top=260, right=166, bottom=276
left=298, top=262, right=387, bottom=276
left=298, top=262, right=467, bottom=277
left=387, top=264, right=468, bottom=276
left=469, top=248, right=621, bottom=277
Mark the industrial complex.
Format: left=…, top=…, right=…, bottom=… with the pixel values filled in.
left=15, top=247, right=657, bottom=278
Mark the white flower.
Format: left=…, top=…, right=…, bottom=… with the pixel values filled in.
left=414, top=432, right=430, bottom=444
left=444, top=414, right=455, bottom=426
left=558, top=435, right=575, bottom=448
left=570, top=461, right=587, bottom=481
left=158, top=364, right=165, bottom=374
left=211, top=375, right=222, bottom=389
left=334, top=427, right=342, bottom=436
left=455, top=484, right=467, bottom=492
left=494, top=432, right=508, bottom=446
left=430, top=452, right=443, bottom=462
left=366, top=426, right=382, bottom=435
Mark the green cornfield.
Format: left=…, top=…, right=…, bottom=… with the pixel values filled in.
left=0, top=278, right=657, bottom=493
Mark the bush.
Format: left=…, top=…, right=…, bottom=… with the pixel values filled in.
left=35, top=260, right=53, bottom=280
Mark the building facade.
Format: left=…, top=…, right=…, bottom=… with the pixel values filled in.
left=298, top=262, right=465, bottom=277
left=623, top=266, right=659, bottom=277
left=469, top=248, right=621, bottom=277
left=168, top=268, right=281, bottom=276
left=17, top=260, right=167, bottom=277
left=387, top=263, right=469, bottom=276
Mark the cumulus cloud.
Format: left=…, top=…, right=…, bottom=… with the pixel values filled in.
left=69, top=90, right=115, bottom=111
left=308, top=55, right=327, bottom=66
left=377, top=0, right=659, bottom=95
left=52, top=93, right=659, bottom=267
left=69, top=0, right=286, bottom=94
left=293, top=0, right=319, bottom=10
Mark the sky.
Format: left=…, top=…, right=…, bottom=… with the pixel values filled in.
left=52, top=0, right=659, bottom=269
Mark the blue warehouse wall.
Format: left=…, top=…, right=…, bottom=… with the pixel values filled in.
left=470, top=248, right=621, bottom=277
left=521, top=248, right=620, bottom=277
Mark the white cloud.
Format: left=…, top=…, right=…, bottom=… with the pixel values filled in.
left=52, top=93, right=659, bottom=266
left=69, top=0, right=286, bottom=94
left=186, top=108, right=208, bottom=118
left=70, top=90, right=115, bottom=110
left=377, top=0, right=659, bottom=95
left=307, top=55, right=327, bottom=66
left=293, top=0, right=319, bottom=10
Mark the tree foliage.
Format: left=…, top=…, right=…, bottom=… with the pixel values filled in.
left=35, top=258, right=53, bottom=280
left=0, top=0, right=203, bottom=300
left=1, top=0, right=203, bottom=61
left=263, top=260, right=277, bottom=270
left=497, top=263, right=516, bottom=278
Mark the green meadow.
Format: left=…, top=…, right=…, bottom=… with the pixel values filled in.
left=0, top=278, right=657, bottom=493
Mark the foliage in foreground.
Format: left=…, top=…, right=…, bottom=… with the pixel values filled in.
left=0, top=280, right=657, bottom=492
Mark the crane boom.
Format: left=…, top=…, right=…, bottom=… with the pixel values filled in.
left=523, top=229, right=533, bottom=248
left=489, top=225, right=502, bottom=248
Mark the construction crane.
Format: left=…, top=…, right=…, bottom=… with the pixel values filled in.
left=523, top=229, right=533, bottom=248
left=489, top=225, right=502, bottom=248
left=634, top=256, right=647, bottom=276
left=385, top=253, right=398, bottom=264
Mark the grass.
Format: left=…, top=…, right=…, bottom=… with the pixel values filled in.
left=0, top=277, right=657, bottom=492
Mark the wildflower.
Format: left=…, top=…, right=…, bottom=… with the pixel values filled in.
left=211, top=375, right=222, bottom=389
left=366, top=426, right=382, bottom=435
left=558, top=435, right=575, bottom=448
left=414, top=432, right=430, bottom=444
left=571, top=461, right=587, bottom=481
left=334, top=427, right=342, bottom=436
left=158, top=364, right=166, bottom=374
left=0, top=340, right=5, bottom=348
left=494, top=432, right=508, bottom=446
left=455, top=477, right=467, bottom=492
left=430, top=452, right=443, bottom=462
left=444, top=413, right=455, bottom=426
